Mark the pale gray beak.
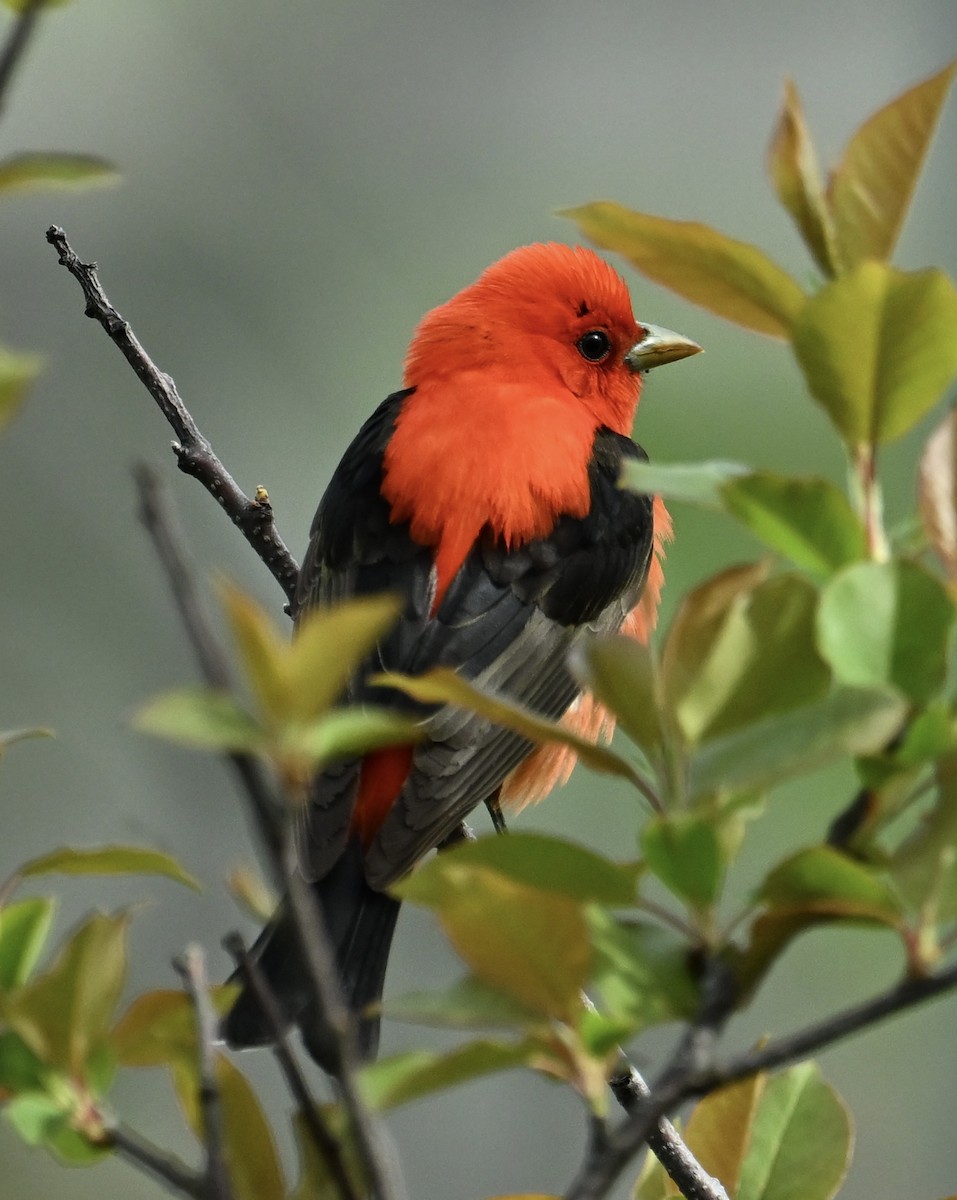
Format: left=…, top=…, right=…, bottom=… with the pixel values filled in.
left=625, top=323, right=702, bottom=372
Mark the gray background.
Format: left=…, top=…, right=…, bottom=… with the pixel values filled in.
left=1, top=2, right=956, bottom=1197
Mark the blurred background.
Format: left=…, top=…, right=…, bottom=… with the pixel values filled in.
left=1, top=2, right=956, bottom=1197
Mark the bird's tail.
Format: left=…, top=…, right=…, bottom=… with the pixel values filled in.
left=221, top=842, right=400, bottom=1072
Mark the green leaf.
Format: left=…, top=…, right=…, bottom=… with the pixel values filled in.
left=395, top=862, right=590, bottom=1021
left=587, top=910, right=698, bottom=1031
left=828, top=59, right=957, bottom=269
left=361, top=1039, right=534, bottom=1110
left=112, top=986, right=236, bottom=1066
left=620, top=459, right=750, bottom=509
left=721, top=472, right=866, bottom=574
left=290, top=1107, right=365, bottom=1200
left=641, top=814, right=724, bottom=907
left=285, top=706, right=421, bottom=765
left=0, top=898, right=55, bottom=990
left=571, top=635, right=664, bottom=763
left=682, top=1074, right=766, bottom=1198
left=3, top=1092, right=64, bottom=1144
left=18, top=845, right=199, bottom=891
left=134, top=687, right=264, bottom=753
left=792, top=263, right=957, bottom=446
left=418, top=832, right=640, bottom=905
left=0, top=346, right=42, bottom=434
left=889, top=751, right=957, bottom=920
left=736, top=1063, right=852, bottom=1200
left=217, top=1056, right=286, bottom=1200
left=918, top=405, right=957, bottom=581
left=817, top=560, right=956, bottom=703
left=689, top=687, right=907, bottom=800
left=767, top=79, right=839, bottom=277
left=6, top=912, right=130, bottom=1075
left=561, top=201, right=806, bottom=338
left=0, top=1031, right=46, bottom=1093
left=758, top=846, right=904, bottom=925
left=384, top=974, right=543, bottom=1032
left=376, top=667, right=643, bottom=788
left=0, top=153, right=118, bottom=194
left=0, top=0, right=72, bottom=10
left=662, top=567, right=829, bottom=746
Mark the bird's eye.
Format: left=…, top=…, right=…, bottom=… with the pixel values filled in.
left=576, top=329, right=612, bottom=363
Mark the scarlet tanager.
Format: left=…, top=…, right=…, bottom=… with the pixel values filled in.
left=223, top=243, right=700, bottom=1068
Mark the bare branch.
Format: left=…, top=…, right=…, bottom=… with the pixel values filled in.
left=223, top=932, right=362, bottom=1200
left=107, top=1123, right=207, bottom=1200
left=134, top=461, right=284, bottom=873
left=0, top=0, right=43, bottom=119
left=45, top=225, right=301, bottom=610
left=174, top=945, right=233, bottom=1200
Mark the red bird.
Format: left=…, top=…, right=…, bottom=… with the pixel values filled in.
left=223, top=243, right=700, bottom=1067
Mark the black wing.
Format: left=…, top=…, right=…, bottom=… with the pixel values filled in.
left=296, top=389, right=654, bottom=886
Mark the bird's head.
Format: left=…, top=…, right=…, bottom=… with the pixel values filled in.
left=403, top=242, right=700, bottom=434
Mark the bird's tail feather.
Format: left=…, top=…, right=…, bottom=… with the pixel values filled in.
left=222, top=842, right=400, bottom=1072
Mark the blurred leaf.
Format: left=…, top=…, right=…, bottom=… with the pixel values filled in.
left=0, top=898, right=55, bottom=990
left=571, top=635, right=663, bottom=762
left=662, top=568, right=829, bottom=745
left=620, top=460, right=750, bottom=509
left=828, top=59, right=957, bottom=269
left=0, top=0, right=72, bottom=9
left=0, top=1032, right=47, bottom=1100
left=562, top=201, right=805, bottom=338
left=0, top=152, right=118, bottom=194
left=0, top=727, right=52, bottom=756
left=641, top=814, right=724, bottom=907
left=0, top=347, right=42, bottom=433
left=721, top=472, right=866, bottom=574
left=284, top=594, right=402, bottom=719
left=377, top=667, right=642, bottom=787
left=422, top=832, right=639, bottom=905
left=0, top=1089, right=108, bottom=1165
left=217, top=1055, right=286, bottom=1200
left=384, top=974, right=543, bottom=1032
left=18, top=845, right=199, bottom=891
left=684, top=1074, right=766, bottom=1197
left=792, top=263, right=957, bottom=446
left=113, top=986, right=236, bottom=1067
left=889, top=751, right=957, bottom=921
left=767, top=79, right=839, bottom=277
left=218, top=584, right=290, bottom=719
left=587, top=910, right=698, bottom=1031
left=395, top=862, right=590, bottom=1021
left=7, top=912, right=129, bottom=1075
left=758, top=846, right=904, bottom=926
left=736, top=1063, right=852, bottom=1200
left=361, top=1039, right=534, bottom=1110
left=134, top=687, right=263, bottom=752
left=919, top=405, right=957, bottom=580
left=290, top=1107, right=365, bottom=1200
left=227, top=865, right=277, bottom=923
left=817, top=560, right=955, bottom=703
left=285, top=706, right=421, bottom=765
left=689, top=687, right=907, bottom=800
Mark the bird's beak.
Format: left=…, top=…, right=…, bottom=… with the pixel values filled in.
left=625, top=324, right=702, bottom=372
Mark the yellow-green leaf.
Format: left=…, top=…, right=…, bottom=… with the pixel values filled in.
left=0, top=727, right=52, bottom=757
left=571, top=635, right=664, bottom=763
left=134, top=687, right=263, bottom=753
left=217, top=1056, right=286, bottom=1200
left=361, top=1039, right=534, bottom=1110
left=0, top=153, right=118, bottom=194
left=767, top=79, right=839, bottom=277
left=736, top=1063, right=852, bottom=1200
left=219, top=584, right=291, bottom=720
left=18, top=845, right=200, bottom=891
left=828, top=58, right=957, bottom=268
left=0, top=346, right=42, bottom=433
left=7, top=912, right=129, bottom=1075
left=376, top=667, right=643, bottom=789
left=284, top=706, right=421, bottom=766
left=562, top=201, right=806, bottom=338
left=793, top=263, right=957, bottom=447
left=0, top=898, right=55, bottom=990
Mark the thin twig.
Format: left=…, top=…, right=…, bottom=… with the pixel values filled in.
left=134, top=461, right=284, bottom=873
left=281, top=831, right=406, bottom=1200
left=107, top=1123, right=207, bottom=1200
left=0, top=0, right=42, bottom=118
left=174, top=945, right=233, bottom=1200
left=45, top=226, right=301, bottom=610
left=223, top=931, right=362, bottom=1200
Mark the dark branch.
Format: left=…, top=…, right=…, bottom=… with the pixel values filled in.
left=223, top=932, right=362, bottom=1200
left=46, top=226, right=301, bottom=611
left=0, top=0, right=42, bottom=119
left=108, top=1123, right=207, bottom=1200
left=134, top=462, right=284, bottom=873
left=174, top=946, right=233, bottom=1200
